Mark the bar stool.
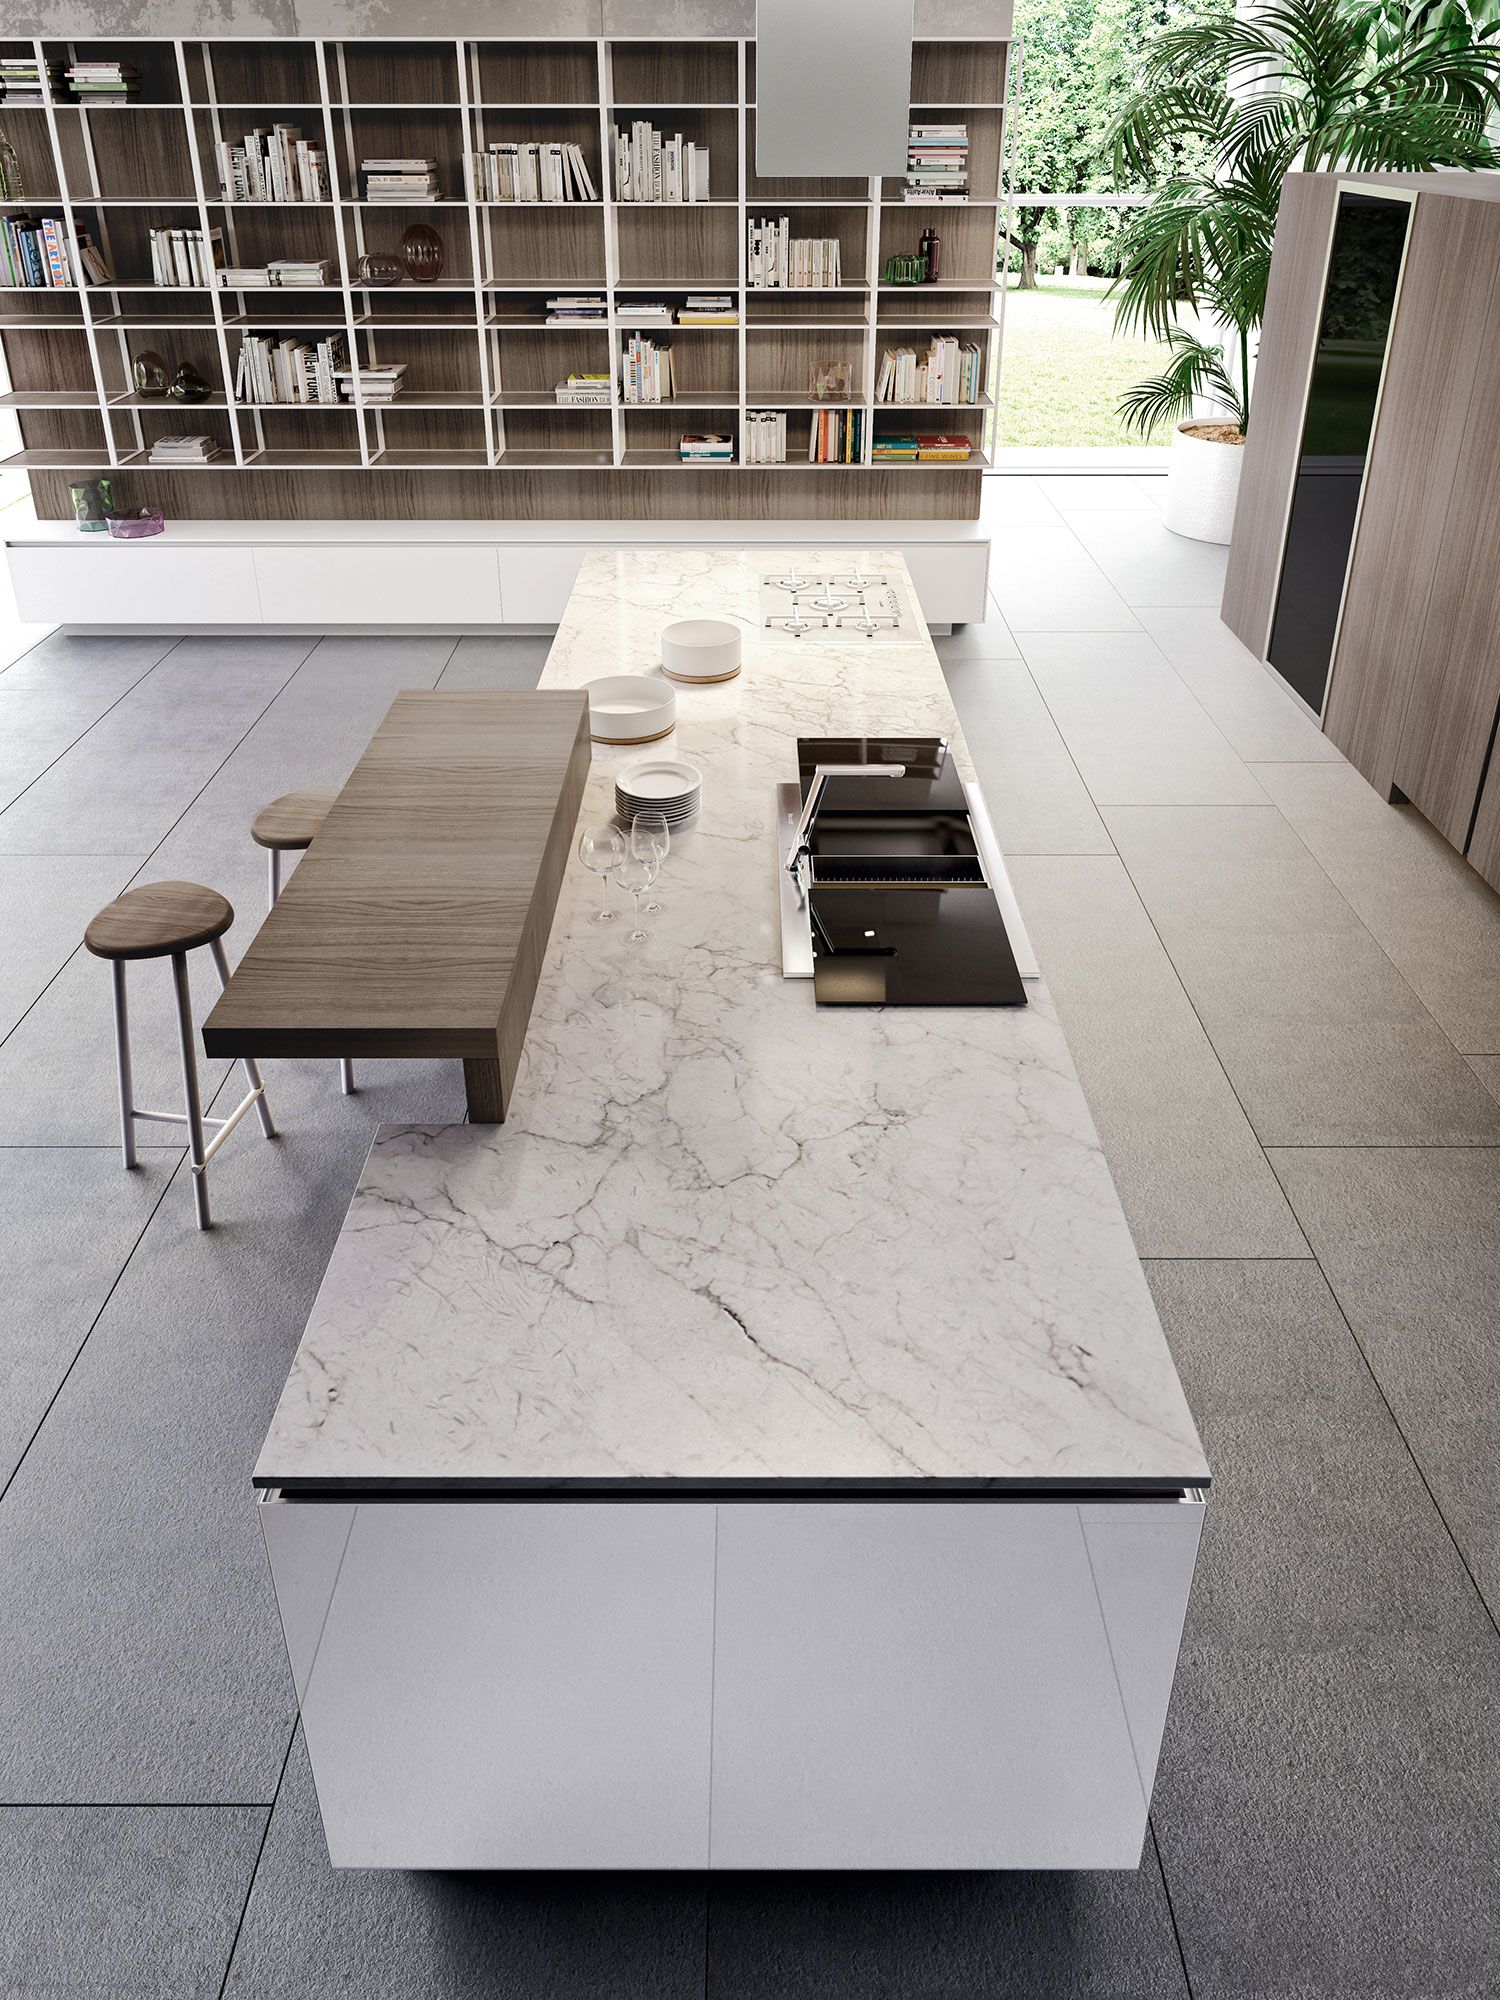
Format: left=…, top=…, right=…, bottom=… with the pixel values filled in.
left=84, top=880, right=276, bottom=1232
left=251, top=787, right=355, bottom=1097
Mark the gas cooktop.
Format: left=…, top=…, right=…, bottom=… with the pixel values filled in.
left=758, top=567, right=919, bottom=644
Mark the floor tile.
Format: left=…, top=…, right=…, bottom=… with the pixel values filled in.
left=1018, top=632, right=1267, bottom=806
left=1256, top=762, right=1500, bottom=1054
left=0, top=653, right=302, bottom=855
left=1008, top=856, right=1305, bottom=1257
left=223, top=1729, right=706, bottom=1999
left=1146, top=1259, right=1500, bottom=2000
left=0, top=1148, right=176, bottom=1489
left=0, top=680, right=156, bottom=814
left=1131, top=476, right=1168, bottom=510
left=1134, top=606, right=1342, bottom=765
left=0, top=852, right=146, bottom=1042
left=0, top=1804, right=264, bottom=1998
left=978, top=475, right=1063, bottom=527
left=0, top=630, right=176, bottom=694
left=990, top=524, right=1140, bottom=633
left=705, top=1859, right=1189, bottom=2000
left=1468, top=1053, right=1500, bottom=1103
left=943, top=660, right=1112, bottom=855
left=438, top=634, right=552, bottom=689
left=1267, top=1147, right=1500, bottom=1625
left=1105, top=804, right=1500, bottom=1145
left=1038, top=474, right=1162, bottom=514
left=0, top=1056, right=465, bottom=1803
left=932, top=613, right=1021, bottom=662
left=1067, top=512, right=1230, bottom=608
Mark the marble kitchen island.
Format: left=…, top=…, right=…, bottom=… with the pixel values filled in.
left=255, top=550, right=1209, bottom=1872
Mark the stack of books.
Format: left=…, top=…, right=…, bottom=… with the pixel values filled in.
left=809, top=407, right=864, bottom=463
left=905, top=124, right=969, bottom=201
left=875, top=336, right=982, bottom=405
left=872, top=431, right=972, bottom=463
left=678, top=294, right=736, bottom=325
left=621, top=334, right=674, bottom=403
left=216, top=126, right=328, bottom=203
left=742, top=410, right=786, bottom=464
left=747, top=217, right=841, bottom=289
left=680, top=432, right=733, bottom=464
left=150, top=225, right=225, bottom=287
left=0, top=57, right=63, bottom=104
left=149, top=435, right=220, bottom=465
left=216, top=258, right=332, bottom=288
left=545, top=294, right=607, bottom=325
left=65, top=60, right=140, bottom=104
left=235, top=331, right=349, bottom=405
left=618, top=300, right=673, bottom=325
left=556, top=372, right=612, bottom=406
left=362, top=158, right=439, bottom=203
left=474, top=141, right=596, bottom=203
left=337, top=362, right=405, bottom=404
left=1, top=216, right=108, bottom=287
left=614, top=121, right=710, bottom=203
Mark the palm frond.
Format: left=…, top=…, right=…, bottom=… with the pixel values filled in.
left=1116, top=331, right=1246, bottom=439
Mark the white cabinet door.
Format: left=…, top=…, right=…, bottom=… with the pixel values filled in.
left=902, top=543, right=991, bottom=625
left=254, top=544, right=502, bottom=624
left=497, top=545, right=586, bottom=625
left=8, top=545, right=261, bottom=624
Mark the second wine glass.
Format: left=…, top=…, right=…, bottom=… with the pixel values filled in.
left=578, top=822, right=624, bottom=925
left=614, top=848, right=657, bottom=944
left=631, top=810, right=669, bottom=916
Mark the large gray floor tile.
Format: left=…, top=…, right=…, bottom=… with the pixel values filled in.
left=0, top=1148, right=175, bottom=1490
left=438, top=634, right=551, bottom=688
left=223, top=1728, right=706, bottom=1999
left=0, top=679, right=157, bottom=813
left=0, top=851, right=145, bottom=1041
left=0, top=651, right=304, bottom=854
left=1106, top=804, right=1500, bottom=1145
left=1134, top=606, right=1343, bottom=765
left=1008, top=856, right=1305, bottom=1257
left=0, top=1055, right=464, bottom=1803
left=1268, top=1147, right=1500, bottom=1624
left=705, top=1855, right=1189, bottom=2000
left=1146, top=1259, right=1500, bottom=2000
left=978, top=475, right=1063, bottom=528
left=1469, top=1053, right=1500, bottom=1103
left=932, top=613, right=1021, bottom=662
left=990, top=524, right=1140, bottom=633
left=1038, top=473, right=1162, bottom=514
left=0, top=1804, right=264, bottom=1998
left=942, top=660, right=1112, bottom=855
left=1068, top=511, right=1230, bottom=608
left=1256, top=761, right=1500, bottom=1054
left=0, top=629, right=176, bottom=693
left=1019, top=632, right=1267, bottom=806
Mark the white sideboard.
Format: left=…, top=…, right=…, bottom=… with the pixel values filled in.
left=5, top=519, right=990, bottom=632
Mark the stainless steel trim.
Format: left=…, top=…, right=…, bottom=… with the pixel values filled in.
left=777, top=781, right=815, bottom=979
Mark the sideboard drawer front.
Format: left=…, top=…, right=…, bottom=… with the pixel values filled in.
left=254, top=545, right=502, bottom=624
left=8, top=544, right=260, bottom=624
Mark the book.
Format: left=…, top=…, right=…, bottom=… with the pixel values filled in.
left=613, top=120, right=710, bottom=203
left=747, top=217, right=840, bottom=290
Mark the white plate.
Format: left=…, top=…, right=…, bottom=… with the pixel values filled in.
left=616, top=756, right=703, bottom=802
left=586, top=673, right=676, bottom=745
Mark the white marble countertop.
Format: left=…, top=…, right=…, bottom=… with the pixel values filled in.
left=255, top=549, right=1209, bottom=1492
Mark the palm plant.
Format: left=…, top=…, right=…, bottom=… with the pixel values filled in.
left=1110, top=0, right=1500, bottom=438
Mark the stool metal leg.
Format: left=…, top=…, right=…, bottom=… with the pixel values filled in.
left=209, top=938, right=276, bottom=1139
left=170, top=950, right=211, bottom=1231
left=111, top=960, right=137, bottom=1170
left=268, top=847, right=281, bottom=904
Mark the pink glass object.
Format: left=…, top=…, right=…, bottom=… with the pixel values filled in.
left=106, top=506, right=165, bottom=539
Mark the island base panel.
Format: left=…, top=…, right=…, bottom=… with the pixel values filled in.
left=260, top=1496, right=1203, bottom=1871
left=462, top=1057, right=506, bottom=1123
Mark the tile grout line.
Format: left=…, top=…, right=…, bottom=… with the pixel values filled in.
left=1149, top=1816, right=1198, bottom=2000
left=215, top=1725, right=298, bottom=2000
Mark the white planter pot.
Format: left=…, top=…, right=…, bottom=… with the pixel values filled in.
left=1163, top=422, right=1245, bottom=545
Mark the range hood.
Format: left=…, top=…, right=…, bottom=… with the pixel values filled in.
left=754, top=0, right=914, bottom=179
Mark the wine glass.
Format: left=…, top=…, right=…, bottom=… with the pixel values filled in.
left=579, top=822, right=624, bottom=924
left=614, top=849, right=657, bottom=944
left=631, top=810, right=669, bottom=915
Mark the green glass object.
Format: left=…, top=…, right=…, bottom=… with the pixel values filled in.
left=881, top=251, right=927, bottom=285
left=68, top=481, right=107, bottom=532
left=168, top=361, right=213, bottom=404
left=0, top=128, right=23, bottom=202
left=132, top=348, right=170, bottom=399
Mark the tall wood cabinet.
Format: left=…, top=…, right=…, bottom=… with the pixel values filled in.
left=1222, top=169, right=1500, bottom=895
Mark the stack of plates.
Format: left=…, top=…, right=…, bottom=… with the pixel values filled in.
left=615, top=755, right=703, bottom=828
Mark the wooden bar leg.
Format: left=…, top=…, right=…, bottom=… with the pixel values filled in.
left=463, top=1057, right=506, bottom=1124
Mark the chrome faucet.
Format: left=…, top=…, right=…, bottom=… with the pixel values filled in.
left=785, top=762, right=907, bottom=888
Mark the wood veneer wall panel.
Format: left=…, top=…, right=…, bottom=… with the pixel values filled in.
left=1221, top=173, right=1339, bottom=654
left=29, top=468, right=981, bottom=520
left=1465, top=757, right=1500, bottom=892
left=1322, top=190, right=1500, bottom=798
left=1386, top=259, right=1500, bottom=845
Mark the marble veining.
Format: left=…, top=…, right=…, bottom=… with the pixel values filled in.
left=256, top=549, right=1208, bottom=1488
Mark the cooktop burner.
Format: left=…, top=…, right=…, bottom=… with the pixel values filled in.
left=759, top=568, right=919, bottom=644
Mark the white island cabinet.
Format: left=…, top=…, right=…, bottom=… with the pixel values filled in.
left=255, top=550, right=1208, bottom=1872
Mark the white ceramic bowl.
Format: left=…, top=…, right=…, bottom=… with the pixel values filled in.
left=585, top=673, right=676, bottom=745
left=660, top=616, right=742, bottom=683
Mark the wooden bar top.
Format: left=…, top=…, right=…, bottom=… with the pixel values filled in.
left=203, top=689, right=591, bottom=1121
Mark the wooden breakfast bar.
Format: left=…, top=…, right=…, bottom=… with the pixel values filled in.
left=203, top=690, right=590, bottom=1122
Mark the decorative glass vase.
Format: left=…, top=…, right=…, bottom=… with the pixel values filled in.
left=0, top=128, right=23, bottom=202
left=809, top=360, right=853, bottom=402
left=399, top=223, right=444, bottom=284
left=68, top=481, right=107, bottom=533
left=132, top=349, right=171, bottom=399
left=168, top=361, right=213, bottom=404
left=357, top=250, right=404, bottom=287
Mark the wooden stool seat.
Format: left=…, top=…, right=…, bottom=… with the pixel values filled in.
left=251, top=788, right=340, bottom=853
left=84, top=881, right=234, bottom=962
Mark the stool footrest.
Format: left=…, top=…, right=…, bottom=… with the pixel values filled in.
left=197, top=1087, right=268, bottom=1167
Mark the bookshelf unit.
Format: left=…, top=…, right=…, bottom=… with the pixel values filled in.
left=0, top=32, right=1009, bottom=521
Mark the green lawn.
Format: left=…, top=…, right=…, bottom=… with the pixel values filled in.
left=996, top=278, right=1173, bottom=450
